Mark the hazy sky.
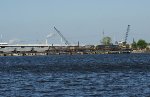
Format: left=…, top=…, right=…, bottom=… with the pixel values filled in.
left=0, top=0, right=150, bottom=45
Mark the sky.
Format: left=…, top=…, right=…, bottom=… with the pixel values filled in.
left=0, top=0, right=150, bottom=45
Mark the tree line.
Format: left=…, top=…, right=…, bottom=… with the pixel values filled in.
left=132, top=39, right=148, bottom=50
left=102, top=36, right=149, bottom=50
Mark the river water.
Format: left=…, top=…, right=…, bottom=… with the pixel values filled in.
left=0, top=54, right=150, bottom=97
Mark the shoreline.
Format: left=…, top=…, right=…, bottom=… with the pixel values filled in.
left=0, top=50, right=149, bottom=57
left=0, top=44, right=149, bottom=56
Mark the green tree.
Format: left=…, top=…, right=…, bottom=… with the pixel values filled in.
left=137, top=39, right=148, bottom=49
left=102, top=36, right=112, bottom=45
left=131, top=41, right=137, bottom=49
left=132, top=42, right=137, bottom=49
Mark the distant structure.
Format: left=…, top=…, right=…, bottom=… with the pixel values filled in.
left=54, top=27, right=70, bottom=46
left=0, top=34, right=8, bottom=45
left=100, top=29, right=105, bottom=45
left=0, top=34, right=2, bottom=42
left=124, top=25, right=130, bottom=44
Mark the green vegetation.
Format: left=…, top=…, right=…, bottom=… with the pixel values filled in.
left=131, top=41, right=137, bottom=49
left=137, top=39, right=148, bottom=49
left=102, top=37, right=112, bottom=45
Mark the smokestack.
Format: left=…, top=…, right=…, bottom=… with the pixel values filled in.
left=46, top=39, right=48, bottom=45
left=78, top=41, right=79, bottom=47
left=1, top=34, right=2, bottom=42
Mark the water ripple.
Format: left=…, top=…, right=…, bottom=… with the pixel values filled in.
left=0, top=54, right=150, bottom=96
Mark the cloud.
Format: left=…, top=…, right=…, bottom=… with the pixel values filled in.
left=47, top=33, right=56, bottom=38
left=8, top=39, right=20, bottom=44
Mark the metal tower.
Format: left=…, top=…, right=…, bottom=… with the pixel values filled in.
left=125, top=25, right=130, bottom=44
left=54, top=27, right=70, bottom=46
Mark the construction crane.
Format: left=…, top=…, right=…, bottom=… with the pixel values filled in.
left=124, top=25, right=130, bottom=44
left=54, top=26, right=70, bottom=46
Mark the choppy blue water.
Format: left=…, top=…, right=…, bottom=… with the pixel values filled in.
left=0, top=54, right=150, bottom=97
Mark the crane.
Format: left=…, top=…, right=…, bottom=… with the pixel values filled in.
left=54, top=27, right=70, bottom=46
left=124, top=25, right=130, bottom=44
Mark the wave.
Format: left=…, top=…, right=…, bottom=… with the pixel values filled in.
left=0, top=54, right=150, bottom=73
left=1, top=62, right=150, bottom=73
